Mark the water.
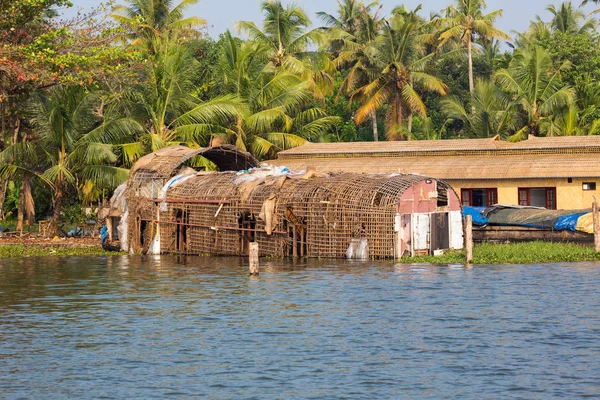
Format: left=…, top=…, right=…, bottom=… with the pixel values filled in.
left=1, top=256, right=599, bottom=399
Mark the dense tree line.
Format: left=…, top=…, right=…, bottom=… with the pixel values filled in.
left=1, top=0, right=600, bottom=233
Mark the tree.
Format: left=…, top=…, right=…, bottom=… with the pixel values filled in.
left=441, top=78, right=511, bottom=138
left=494, top=46, right=576, bottom=140
left=237, top=1, right=333, bottom=101
left=547, top=2, right=596, bottom=34
left=432, top=0, right=510, bottom=93
left=350, top=6, right=447, bottom=140
left=328, top=0, right=384, bottom=141
left=199, top=31, right=339, bottom=158
left=112, top=0, right=206, bottom=53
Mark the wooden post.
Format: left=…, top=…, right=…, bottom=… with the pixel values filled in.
left=465, top=215, right=473, bottom=263
left=292, top=227, right=298, bottom=257
left=249, top=242, right=259, bottom=275
left=593, top=200, right=600, bottom=253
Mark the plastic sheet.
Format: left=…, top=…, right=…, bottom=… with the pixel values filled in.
left=576, top=213, right=595, bottom=234
left=233, top=164, right=303, bottom=184
left=487, top=208, right=590, bottom=229
left=158, top=173, right=196, bottom=211
left=554, top=213, right=588, bottom=232
left=462, top=206, right=489, bottom=226
left=346, top=238, right=370, bottom=260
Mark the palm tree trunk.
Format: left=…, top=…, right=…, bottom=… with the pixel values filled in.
left=408, top=114, right=413, bottom=139
left=0, top=179, right=7, bottom=220
left=397, top=93, right=404, bottom=140
left=47, top=190, right=63, bottom=238
left=16, top=180, right=25, bottom=233
left=468, top=37, right=474, bottom=93
left=371, top=111, right=378, bottom=142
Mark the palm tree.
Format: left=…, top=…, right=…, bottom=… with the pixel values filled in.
left=547, top=2, right=596, bottom=34
left=432, top=0, right=510, bottom=93
left=441, top=78, right=512, bottom=138
left=112, top=0, right=206, bottom=53
left=350, top=6, right=447, bottom=140
left=194, top=31, right=338, bottom=159
left=494, top=46, right=576, bottom=140
left=113, top=39, right=243, bottom=163
left=328, top=1, right=384, bottom=141
left=0, top=86, right=133, bottom=236
left=237, top=1, right=333, bottom=102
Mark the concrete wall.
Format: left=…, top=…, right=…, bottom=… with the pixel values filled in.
left=448, top=178, right=598, bottom=210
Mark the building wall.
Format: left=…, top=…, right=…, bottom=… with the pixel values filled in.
left=448, top=178, right=599, bottom=210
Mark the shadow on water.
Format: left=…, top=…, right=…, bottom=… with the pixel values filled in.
left=1, top=255, right=600, bottom=399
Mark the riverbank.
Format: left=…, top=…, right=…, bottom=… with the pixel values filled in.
left=0, top=244, right=124, bottom=258
left=1, top=240, right=599, bottom=263
left=404, top=241, right=600, bottom=265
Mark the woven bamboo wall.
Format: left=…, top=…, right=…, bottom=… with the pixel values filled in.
left=127, top=171, right=452, bottom=258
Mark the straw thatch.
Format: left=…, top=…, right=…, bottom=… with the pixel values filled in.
left=272, top=135, right=600, bottom=180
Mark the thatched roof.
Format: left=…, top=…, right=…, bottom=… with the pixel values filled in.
left=271, top=135, right=600, bottom=180
left=277, top=135, right=600, bottom=160
left=269, top=154, right=599, bottom=180
left=130, top=145, right=259, bottom=183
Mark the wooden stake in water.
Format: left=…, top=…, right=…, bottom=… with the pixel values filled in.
left=465, top=215, right=473, bottom=263
left=593, top=200, right=600, bottom=253
left=249, top=242, right=259, bottom=275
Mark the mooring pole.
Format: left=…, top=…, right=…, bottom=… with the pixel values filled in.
left=465, top=215, right=473, bottom=263
left=593, top=199, right=600, bottom=253
left=249, top=242, right=259, bottom=275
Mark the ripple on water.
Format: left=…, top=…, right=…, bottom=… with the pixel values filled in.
left=0, top=257, right=599, bottom=399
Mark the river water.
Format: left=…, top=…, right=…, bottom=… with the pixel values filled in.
left=1, top=256, right=599, bottom=399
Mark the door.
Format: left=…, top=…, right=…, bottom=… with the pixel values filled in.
left=430, top=213, right=450, bottom=251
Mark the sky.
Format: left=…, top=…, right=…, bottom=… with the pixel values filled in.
left=68, top=0, right=599, bottom=41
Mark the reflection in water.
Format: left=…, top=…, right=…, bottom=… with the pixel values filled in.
left=1, top=256, right=600, bottom=399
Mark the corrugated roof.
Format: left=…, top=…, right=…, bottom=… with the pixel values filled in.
left=269, top=154, right=600, bottom=180
left=277, top=135, right=600, bottom=159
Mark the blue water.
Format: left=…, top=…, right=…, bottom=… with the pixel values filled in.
left=1, top=256, right=599, bottom=399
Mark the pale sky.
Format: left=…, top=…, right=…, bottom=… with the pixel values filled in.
left=67, top=0, right=599, bottom=41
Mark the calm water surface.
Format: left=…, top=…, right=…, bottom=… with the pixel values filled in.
left=1, top=256, right=599, bottom=399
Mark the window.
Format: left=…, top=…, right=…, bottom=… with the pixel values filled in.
left=583, top=182, right=597, bottom=191
left=518, top=188, right=557, bottom=210
left=461, top=188, right=498, bottom=207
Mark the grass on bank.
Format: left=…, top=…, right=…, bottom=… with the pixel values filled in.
left=1, top=241, right=599, bottom=264
left=402, top=241, right=600, bottom=265
left=0, top=245, right=125, bottom=258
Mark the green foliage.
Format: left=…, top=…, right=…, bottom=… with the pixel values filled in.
left=4, top=0, right=600, bottom=226
left=403, top=242, right=600, bottom=265
left=0, top=244, right=124, bottom=258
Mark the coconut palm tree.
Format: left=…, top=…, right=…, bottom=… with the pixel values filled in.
left=547, top=2, right=597, bottom=34
left=441, top=78, right=512, bottom=138
left=350, top=6, right=447, bottom=140
left=237, top=1, right=333, bottom=102
left=112, top=0, right=206, bottom=53
left=0, top=86, right=135, bottom=236
left=190, top=31, right=338, bottom=159
left=494, top=46, right=576, bottom=140
left=432, top=0, right=510, bottom=93
left=328, top=1, right=384, bottom=141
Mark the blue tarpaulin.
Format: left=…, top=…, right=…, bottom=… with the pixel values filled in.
left=101, top=225, right=108, bottom=247
left=554, top=213, right=588, bottom=232
left=462, top=206, right=489, bottom=226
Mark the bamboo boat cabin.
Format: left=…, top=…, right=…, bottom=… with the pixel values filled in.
left=106, top=145, right=464, bottom=259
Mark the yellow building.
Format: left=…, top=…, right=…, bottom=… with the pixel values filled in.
left=271, top=135, right=600, bottom=210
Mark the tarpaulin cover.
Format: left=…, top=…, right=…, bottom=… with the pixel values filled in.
left=576, top=213, right=595, bottom=234
left=462, top=206, right=489, bottom=225
left=554, top=212, right=589, bottom=232
left=487, top=208, right=591, bottom=229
